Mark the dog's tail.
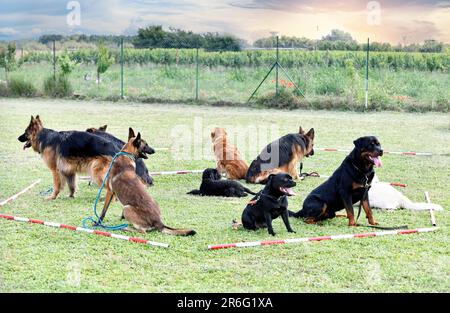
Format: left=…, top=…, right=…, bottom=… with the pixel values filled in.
left=161, top=224, right=196, bottom=236
left=243, top=187, right=257, bottom=195
left=288, top=210, right=303, bottom=218
left=187, top=189, right=201, bottom=195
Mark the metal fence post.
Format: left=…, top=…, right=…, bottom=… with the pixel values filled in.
left=195, top=47, right=199, bottom=101
left=52, top=40, right=56, bottom=80
left=120, top=37, right=124, bottom=99
left=275, top=35, right=279, bottom=95
left=365, top=38, right=369, bottom=109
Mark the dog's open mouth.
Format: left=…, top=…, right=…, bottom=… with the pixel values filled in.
left=23, top=141, right=32, bottom=150
left=279, top=187, right=296, bottom=196
left=139, top=151, right=148, bottom=159
left=368, top=155, right=382, bottom=167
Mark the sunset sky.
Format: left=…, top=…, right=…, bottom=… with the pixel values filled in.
left=0, top=0, right=449, bottom=44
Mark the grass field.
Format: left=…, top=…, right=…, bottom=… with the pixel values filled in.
left=4, top=62, right=450, bottom=111
left=0, top=98, right=449, bottom=292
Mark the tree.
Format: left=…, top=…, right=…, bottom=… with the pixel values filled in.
left=322, top=29, right=354, bottom=42
left=58, top=53, right=77, bottom=76
left=95, top=44, right=114, bottom=86
left=0, top=42, right=17, bottom=83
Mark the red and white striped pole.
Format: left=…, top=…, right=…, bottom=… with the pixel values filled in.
left=149, top=169, right=204, bottom=176
left=316, top=147, right=432, bottom=156
left=207, top=227, right=438, bottom=250
left=0, top=213, right=169, bottom=248
left=304, top=174, right=407, bottom=188
left=425, top=191, right=437, bottom=227
left=0, top=179, right=41, bottom=207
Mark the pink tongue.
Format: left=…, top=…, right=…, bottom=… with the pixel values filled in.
left=373, top=156, right=382, bottom=167
left=281, top=187, right=296, bottom=196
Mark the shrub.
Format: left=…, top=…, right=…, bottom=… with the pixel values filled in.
left=8, top=76, right=37, bottom=97
left=43, top=75, right=73, bottom=97
left=255, top=88, right=308, bottom=110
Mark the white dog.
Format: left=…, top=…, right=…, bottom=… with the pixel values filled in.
left=369, top=174, right=443, bottom=211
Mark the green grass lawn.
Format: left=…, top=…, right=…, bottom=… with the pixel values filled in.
left=0, top=98, right=449, bottom=292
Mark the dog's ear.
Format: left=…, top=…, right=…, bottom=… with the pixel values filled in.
left=353, top=137, right=365, bottom=148
left=267, top=174, right=276, bottom=183
left=133, top=132, right=141, bottom=148
left=35, top=115, right=43, bottom=127
left=99, top=125, right=107, bottom=132
left=30, top=115, right=35, bottom=123
left=306, top=128, right=314, bottom=140
left=299, top=126, right=305, bottom=134
left=128, top=127, right=135, bottom=140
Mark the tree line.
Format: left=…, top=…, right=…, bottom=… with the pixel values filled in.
left=35, top=27, right=446, bottom=53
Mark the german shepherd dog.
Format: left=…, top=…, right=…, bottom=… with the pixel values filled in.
left=86, top=125, right=154, bottom=186
left=290, top=136, right=383, bottom=226
left=18, top=115, right=119, bottom=200
left=246, top=127, right=315, bottom=184
left=187, top=168, right=256, bottom=197
left=97, top=128, right=196, bottom=236
left=211, top=127, right=249, bottom=180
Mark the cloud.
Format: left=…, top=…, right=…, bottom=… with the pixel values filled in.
left=0, top=27, right=18, bottom=36
left=0, top=0, right=448, bottom=43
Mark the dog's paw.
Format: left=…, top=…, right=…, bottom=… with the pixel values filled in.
left=46, top=194, right=57, bottom=201
left=288, top=229, right=296, bottom=233
left=368, top=219, right=379, bottom=226
left=348, top=220, right=357, bottom=226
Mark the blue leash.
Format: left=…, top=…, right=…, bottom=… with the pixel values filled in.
left=82, top=151, right=135, bottom=230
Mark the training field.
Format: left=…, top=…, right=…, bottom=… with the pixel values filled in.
left=0, top=98, right=449, bottom=292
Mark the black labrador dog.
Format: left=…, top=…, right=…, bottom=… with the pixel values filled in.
left=242, top=173, right=296, bottom=235
left=86, top=125, right=154, bottom=186
left=188, top=168, right=256, bottom=197
left=290, top=136, right=383, bottom=226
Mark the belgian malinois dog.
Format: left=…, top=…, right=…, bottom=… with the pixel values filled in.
left=98, top=128, right=196, bottom=236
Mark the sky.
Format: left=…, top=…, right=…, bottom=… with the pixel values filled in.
left=0, top=0, right=449, bottom=44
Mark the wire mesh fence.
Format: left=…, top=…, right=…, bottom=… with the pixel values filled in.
left=2, top=36, right=449, bottom=111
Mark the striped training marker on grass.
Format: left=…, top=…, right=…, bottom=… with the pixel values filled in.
left=207, top=227, right=438, bottom=250
left=316, top=147, right=433, bottom=156
left=0, top=213, right=169, bottom=248
left=0, top=180, right=41, bottom=207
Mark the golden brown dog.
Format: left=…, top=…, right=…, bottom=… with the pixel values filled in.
left=98, top=128, right=196, bottom=236
left=211, top=127, right=249, bottom=180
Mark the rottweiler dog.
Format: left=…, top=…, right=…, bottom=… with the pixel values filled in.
left=242, top=173, right=297, bottom=235
left=246, top=127, right=315, bottom=184
left=188, top=168, right=256, bottom=197
left=18, top=115, right=119, bottom=200
left=86, top=125, right=154, bottom=186
left=97, top=128, right=196, bottom=236
left=290, top=136, right=383, bottom=226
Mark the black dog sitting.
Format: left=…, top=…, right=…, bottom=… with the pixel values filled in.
left=188, top=168, right=256, bottom=197
left=242, top=173, right=296, bottom=235
left=290, top=136, right=383, bottom=226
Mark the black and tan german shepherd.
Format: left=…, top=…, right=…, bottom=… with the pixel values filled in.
left=246, top=127, right=315, bottom=184
left=86, top=125, right=154, bottom=186
left=17, top=116, right=153, bottom=200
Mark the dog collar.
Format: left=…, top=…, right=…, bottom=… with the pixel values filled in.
left=115, top=151, right=136, bottom=161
